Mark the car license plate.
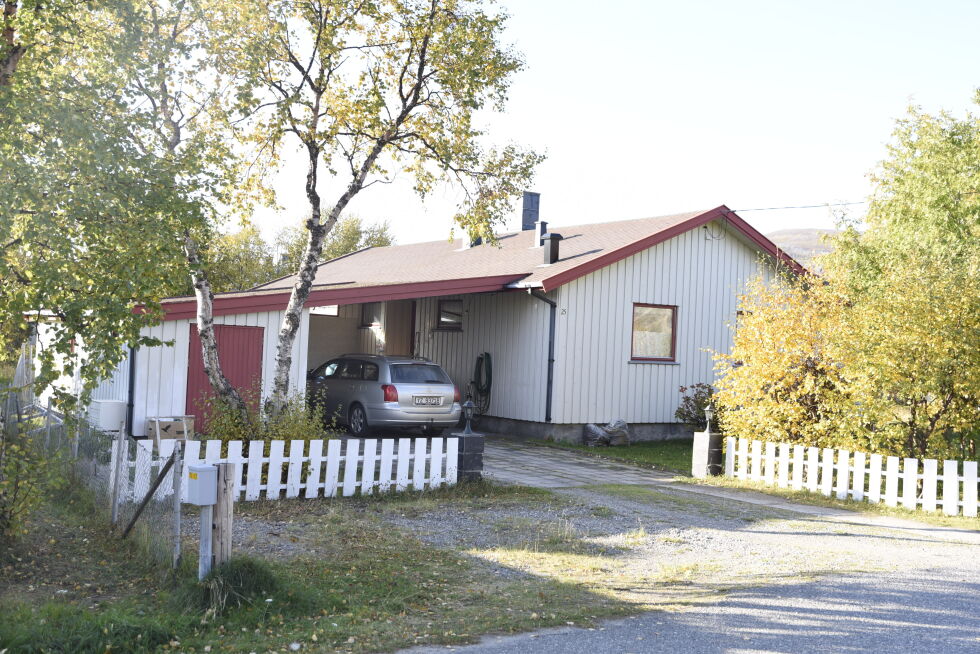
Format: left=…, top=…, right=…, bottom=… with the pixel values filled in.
left=414, top=396, right=442, bottom=406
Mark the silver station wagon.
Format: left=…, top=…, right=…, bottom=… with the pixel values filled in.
left=307, top=354, right=461, bottom=436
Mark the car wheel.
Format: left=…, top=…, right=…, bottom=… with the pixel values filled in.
left=421, top=425, right=445, bottom=437
left=348, top=404, right=372, bottom=436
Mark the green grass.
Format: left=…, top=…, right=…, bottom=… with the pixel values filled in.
left=680, top=475, right=980, bottom=532
left=533, top=438, right=694, bottom=473
left=0, top=481, right=637, bottom=653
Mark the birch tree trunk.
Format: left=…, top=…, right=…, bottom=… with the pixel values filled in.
left=184, top=233, right=249, bottom=421
left=265, top=138, right=389, bottom=417
left=1, top=1, right=27, bottom=86
left=141, top=2, right=248, bottom=423
left=255, top=0, right=539, bottom=417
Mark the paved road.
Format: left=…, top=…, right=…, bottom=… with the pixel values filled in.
left=403, top=569, right=980, bottom=653
left=482, top=438, right=675, bottom=488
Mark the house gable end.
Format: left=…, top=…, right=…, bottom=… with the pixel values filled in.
left=538, top=205, right=805, bottom=292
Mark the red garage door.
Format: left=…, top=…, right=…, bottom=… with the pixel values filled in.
left=185, top=324, right=264, bottom=433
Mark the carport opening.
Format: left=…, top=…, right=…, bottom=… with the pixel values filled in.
left=306, top=300, right=416, bottom=374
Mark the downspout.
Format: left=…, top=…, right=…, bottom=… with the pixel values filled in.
left=126, top=345, right=137, bottom=437
left=528, top=289, right=556, bottom=423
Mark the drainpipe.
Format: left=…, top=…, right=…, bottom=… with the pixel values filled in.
left=126, top=345, right=137, bottom=437
left=527, top=289, right=556, bottom=423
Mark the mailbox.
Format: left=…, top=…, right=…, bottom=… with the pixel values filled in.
left=186, top=464, right=217, bottom=506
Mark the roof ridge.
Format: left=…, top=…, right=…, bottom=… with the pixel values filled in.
left=298, top=208, right=721, bottom=253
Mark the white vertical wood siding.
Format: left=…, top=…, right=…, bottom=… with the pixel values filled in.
left=415, top=291, right=551, bottom=422
left=354, top=300, right=413, bottom=356
left=551, top=220, right=769, bottom=424
left=128, top=309, right=308, bottom=434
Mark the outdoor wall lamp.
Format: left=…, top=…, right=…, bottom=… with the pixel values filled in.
left=704, top=402, right=715, bottom=433
left=461, top=399, right=477, bottom=436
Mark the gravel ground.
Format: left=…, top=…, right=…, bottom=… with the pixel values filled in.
left=181, top=510, right=317, bottom=560
left=381, top=482, right=968, bottom=582
left=401, top=569, right=980, bottom=654
left=386, top=483, right=980, bottom=653
left=178, top=471, right=980, bottom=653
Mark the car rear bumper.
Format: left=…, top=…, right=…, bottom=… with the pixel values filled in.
left=366, top=403, right=462, bottom=428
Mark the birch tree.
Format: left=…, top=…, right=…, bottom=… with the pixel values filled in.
left=120, top=0, right=272, bottom=421
left=236, top=0, right=541, bottom=416
left=822, top=99, right=980, bottom=459
left=2, top=1, right=265, bottom=418
left=1, top=1, right=200, bottom=405
left=716, top=98, right=980, bottom=460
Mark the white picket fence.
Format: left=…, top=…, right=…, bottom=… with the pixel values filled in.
left=110, top=436, right=459, bottom=504
left=724, top=436, right=979, bottom=517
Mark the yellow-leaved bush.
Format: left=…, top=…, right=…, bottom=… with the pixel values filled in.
left=714, top=273, right=870, bottom=451
left=716, top=255, right=980, bottom=460
left=716, top=98, right=980, bottom=461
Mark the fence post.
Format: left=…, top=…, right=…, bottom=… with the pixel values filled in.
left=172, top=441, right=184, bottom=569
left=44, top=398, right=52, bottom=450
left=922, top=459, right=938, bottom=513
left=691, top=429, right=709, bottom=478
left=198, top=504, right=213, bottom=580
left=835, top=450, right=850, bottom=500
left=724, top=436, right=735, bottom=477
left=109, top=423, right=127, bottom=525
left=942, top=460, right=959, bottom=517
left=902, top=457, right=918, bottom=510
left=70, top=410, right=79, bottom=459
left=86, top=418, right=96, bottom=477
left=213, top=462, right=234, bottom=569
left=820, top=448, right=834, bottom=496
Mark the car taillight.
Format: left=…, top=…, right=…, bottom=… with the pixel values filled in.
left=382, top=384, right=398, bottom=403
left=453, top=386, right=461, bottom=403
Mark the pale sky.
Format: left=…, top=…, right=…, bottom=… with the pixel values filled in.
left=252, top=0, right=980, bottom=244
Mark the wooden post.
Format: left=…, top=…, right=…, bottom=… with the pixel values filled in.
left=198, top=505, right=213, bottom=581
left=44, top=398, right=52, bottom=450
left=172, top=441, right=183, bottom=569
left=70, top=410, right=79, bottom=459
left=109, top=424, right=127, bottom=525
left=212, top=463, right=234, bottom=568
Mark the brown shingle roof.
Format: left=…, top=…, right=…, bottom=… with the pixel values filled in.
left=253, top=208, right=710, bottom=292
left=159, top=205, right=804, bottom=320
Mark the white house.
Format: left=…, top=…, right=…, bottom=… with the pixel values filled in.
left=58, top=201, right=804, bottom=441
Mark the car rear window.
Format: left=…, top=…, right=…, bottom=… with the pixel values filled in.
left=389, top=363, right=451, bottom=384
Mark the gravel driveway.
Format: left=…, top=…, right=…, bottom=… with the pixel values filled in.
left=401, top=569, right=980, bottom=653
left=389, top=442, right=980, bottom=654
left=215, top=439, right=978, bottom=653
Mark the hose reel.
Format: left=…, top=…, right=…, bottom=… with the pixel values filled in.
left=469, top=352, right=492, bottom=416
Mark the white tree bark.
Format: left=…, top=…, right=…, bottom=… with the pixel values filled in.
left=265, top=138, right=390, bottom=416
left=1, top=1, right=27, bottom=86
left=184, top=233, right=248, bottom=419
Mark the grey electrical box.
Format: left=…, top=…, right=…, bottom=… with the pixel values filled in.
left=186, top=464, right=217, bottom=506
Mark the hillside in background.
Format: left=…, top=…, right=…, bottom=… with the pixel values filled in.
left=767, top=228, right=839, bottom=267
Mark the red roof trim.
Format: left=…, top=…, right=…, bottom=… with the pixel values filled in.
left=715, top=208, right=808, bottom=276
left=539, top=206, right=806, bottom=292
left=160, top=274, right=526, bottom=321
